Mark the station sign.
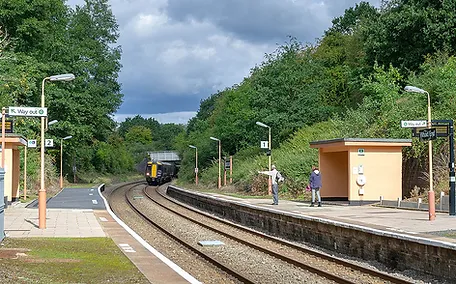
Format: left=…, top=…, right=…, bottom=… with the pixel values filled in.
left=0, top=119, right=13, bottom=133
left=260, top=141, right=269, bottom=149
left=401, top=120, right=427, bottom=128
left=412, top=120, right=449, bottom=138
left=45, top=139, right=54, bottom=147
left=9, top=107, right=47, bottom=117
left=419, top=128, right=437, bottom=141
left=27, top=140, right=37, bottom=148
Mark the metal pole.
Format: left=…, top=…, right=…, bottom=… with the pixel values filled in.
left=449, top=120, right=455, bottom=216
left=268, top=126, right=272, bottom=195
left=1, top=107, right=5, bottom=169
left=224, top=158, right=227, bottom=186
left=218, top=140, right=221, bottom=189
left=24, top=145, right=27, bottom=201
left=39, top=77, right=47, bottom=229
left=195, top=148, right=198, bottom=186
left=73, top=155, right=76, bottom=183
left=60, top=138, right=63, bottom=190
left=230, top=155, right=232, bottom=184
left=427, top=92, right=436, bottom=221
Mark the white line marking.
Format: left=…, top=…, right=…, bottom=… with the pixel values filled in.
left=119, top=244, right=136, bottom=252
left=99, top=217, right=108, bottom=222
left=89, top=193, right=93, bottom=196
left=92, top=200, right=98, bottom=205
left=97, top=184, right=201, bottom=284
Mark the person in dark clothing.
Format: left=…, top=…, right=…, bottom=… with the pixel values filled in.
left=309, top=166, right=322, bottom=207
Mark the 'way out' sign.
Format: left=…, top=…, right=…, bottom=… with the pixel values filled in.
left=9, top=107, right=47, bottom=117
left=401, top=120, right=427, bottom=128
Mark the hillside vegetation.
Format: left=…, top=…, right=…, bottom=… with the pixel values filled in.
left=2, top=0, right=456, bottom=201
left=174, top=0, right=456, bottom=200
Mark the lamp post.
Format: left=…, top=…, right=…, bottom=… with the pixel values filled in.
left=210, top=137, right=221, bottom=189
left=40, top=73, right=75, bottom=229
left=256, top=121, right=272, bottom=195
left=1, top=107, right=5, bottom=169
left=405, top=85, right=435, bottom=221
left=188, top=145, right=198, bottom=185
left=60, top=136, right=72, bottom=190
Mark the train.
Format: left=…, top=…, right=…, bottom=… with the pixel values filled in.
left=145, top=160, right=178, bottom=185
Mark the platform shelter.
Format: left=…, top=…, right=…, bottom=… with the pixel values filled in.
left=309, top=138, right=412, bottom=205
left=0, top=134, right=27, bottom=203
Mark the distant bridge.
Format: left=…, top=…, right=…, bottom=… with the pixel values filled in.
left=148, top=151, right=180, bottom=162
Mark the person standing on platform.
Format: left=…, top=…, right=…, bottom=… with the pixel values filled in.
left=258, top=164, right=284, bottom=205
left=310, top=166, right=322, bottom=207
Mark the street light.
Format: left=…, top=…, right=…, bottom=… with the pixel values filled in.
left=405, top=85, right=435, bottom=221
left=210, top=137, right=221, bottom=189
left=40, top=73, right=75, bottom=229
left=256, top=121, right=272, bottom=195
left=60, top=136, right=72, bottom=190
left=188, top=145, right=198, bottom=185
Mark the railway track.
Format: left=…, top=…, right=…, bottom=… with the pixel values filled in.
left=108, top=182, right=239, bottom=284
left=108, top=182, right=418, bottom=283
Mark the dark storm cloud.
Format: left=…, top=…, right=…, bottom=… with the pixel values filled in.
left=165, top=0, right=376, bottom=44
left=67, top=0, right=380, bottom=123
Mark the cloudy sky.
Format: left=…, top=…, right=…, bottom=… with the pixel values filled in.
left=67, top=0, right=380, bottom=124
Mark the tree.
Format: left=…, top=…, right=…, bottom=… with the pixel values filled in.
left=363, top=0, right=456, bottom=73
left=125, top=126, right=152, bottom=145
left=117, top=115, right=160, bottom=137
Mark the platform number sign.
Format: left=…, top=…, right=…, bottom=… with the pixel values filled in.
left=27, top=140, right=37, bottom=148
left=260, top=141, right=269, bottom=149
left=45, top=139, right=54, bottom=148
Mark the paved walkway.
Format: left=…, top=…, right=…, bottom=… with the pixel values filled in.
left=4, top=206, right=105, bottom=238
left=3, top=187, right=199, bottom=284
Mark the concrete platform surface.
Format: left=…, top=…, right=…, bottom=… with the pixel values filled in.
left=4, top=206, right=106, bottom=238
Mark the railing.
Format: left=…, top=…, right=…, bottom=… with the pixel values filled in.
left=379, top=192, right=449, bottom=212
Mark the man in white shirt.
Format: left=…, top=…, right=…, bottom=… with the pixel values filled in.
left=258, top=164, right=284, bottom=205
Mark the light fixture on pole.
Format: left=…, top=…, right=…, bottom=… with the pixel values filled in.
left=188, top=145, right=198, bottom=185
left=60, top=136, right=72, bottom=190
left=256, top=121, right=272, bottom=195
left=210, top=137, right=221, bottom=189
left=40, top=73, right=75, bottom=229
left=45, top=119, right=58, bottom=132
left=405, top=85, right=435, bottom=221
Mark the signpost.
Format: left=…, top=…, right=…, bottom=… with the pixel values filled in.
left=0, top=119, right=13, bottom=133
left=27, top=140, right=37, bottom=148
left=9, top=107, right=47, bottom=117
left=260, top=141, right=269, bottom=149
left=405, top=119, right=455, bottom=216
left=419, top=128, right=437, bottom=141
left=401, top=120, right=427, bottom=128
left=45, top=139, right=54, bottom=148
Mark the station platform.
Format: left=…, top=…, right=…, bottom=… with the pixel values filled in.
left=3, top=186, right=199, bottom=284
left=203, top=192, right=456, bottom=244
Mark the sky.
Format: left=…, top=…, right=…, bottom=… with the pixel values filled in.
left=67, top=0, right=380, bottom=124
